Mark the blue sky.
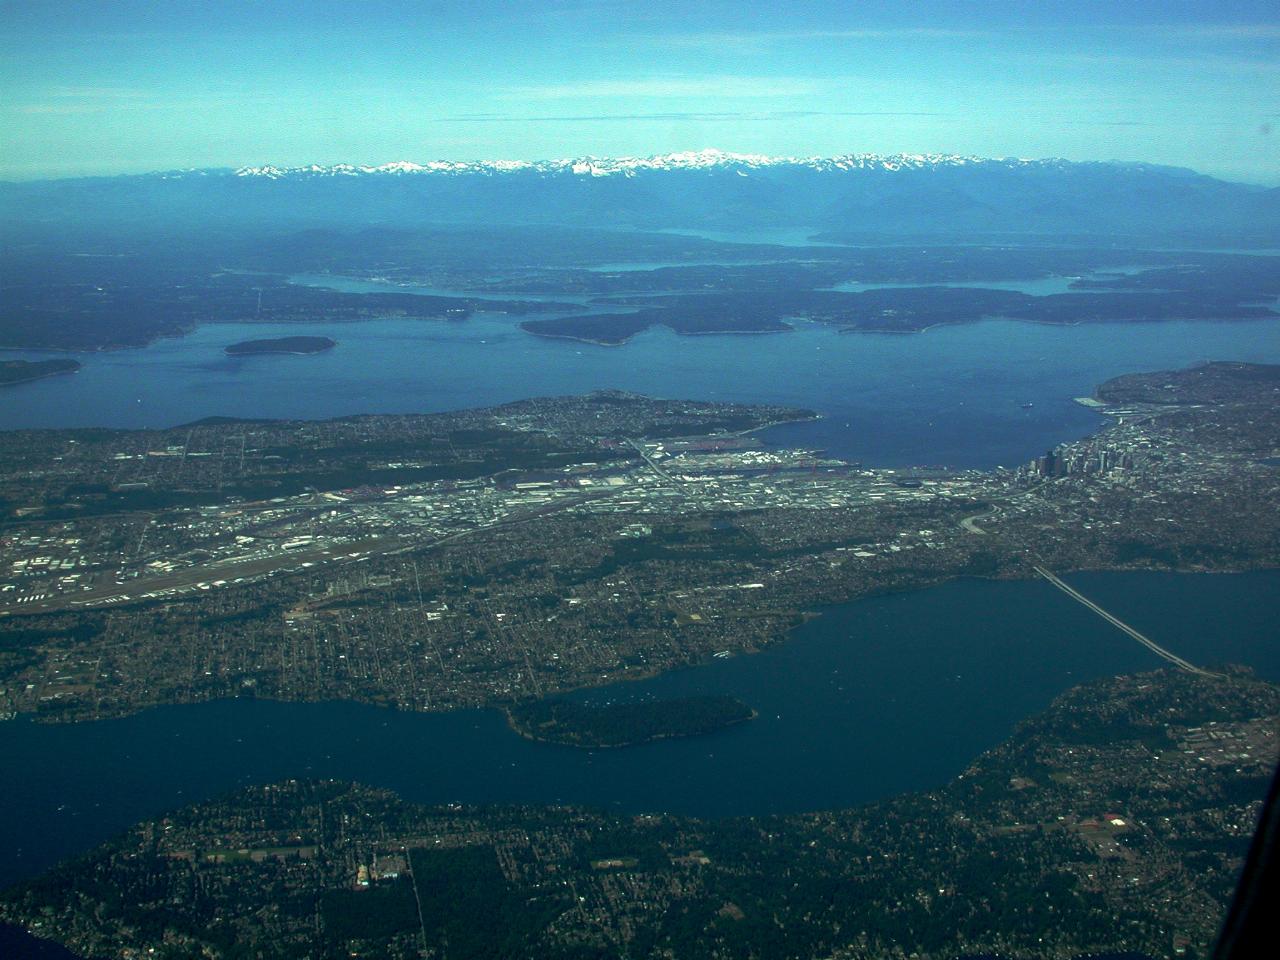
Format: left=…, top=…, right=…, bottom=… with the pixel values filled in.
left=2, top=0, right=1278, bottom=182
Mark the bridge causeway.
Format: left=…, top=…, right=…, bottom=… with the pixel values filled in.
left=1032, top=565, right=1215, bottom=676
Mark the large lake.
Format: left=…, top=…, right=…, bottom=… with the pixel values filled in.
left=0, top=569, right=1276, bottom=892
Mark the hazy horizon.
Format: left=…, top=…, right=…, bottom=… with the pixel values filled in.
left=3, top=0, right=1278, bottom=185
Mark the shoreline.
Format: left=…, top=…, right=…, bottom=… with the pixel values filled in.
left=225, top=336, right=338, bottom=357
left=520, top=322, right=794, bottom=346
left=0, top=322, right=199, bottom=354
left=0, top=366, right=81, bottom=388
left=733, top=412, right=825, bottom=438
left=224, top=348, right=335, bottom=356
left=519, top=327, right=633, bottom=346
left=8, top=563, right=1279, bottom=728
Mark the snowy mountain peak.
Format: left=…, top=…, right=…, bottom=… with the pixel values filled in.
left=230, top=150, right=1073, bottom=180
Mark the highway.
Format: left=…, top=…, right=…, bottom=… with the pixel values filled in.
left=959, top=508, right=996, bottom=534
left=627, top=439, right=680, bottom=484
left=1033, top=565, right=1214, bottom=675
left=2, top=488, right=621, bottom=618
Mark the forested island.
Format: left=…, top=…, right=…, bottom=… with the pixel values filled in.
left=507, top=695, right=756, bottom=747
left=0, top=359, right=80, bottom=387
left=225, top=336, right=337, bottom=356
left=520, top=284, right=1279, bottom=344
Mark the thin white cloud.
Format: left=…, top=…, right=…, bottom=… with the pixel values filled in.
left=13, top=91, right=271, bottom=117
left=45, top=85, right=152, bottom=99
left=1153, top=23, right=1280, bottom=40
left=12, top=86, right=158, bottom=113
left=686, top=27, right=985, bottom=42
left=1062, top=52, right=1280, bottom=75
left=18, top=103, right=103, bottom=116
left=442, top=109, right=948, bottom=123
left=507, top=76, right=828, bottom=100
left=645, top=27, right=988, bottom=53
left=648, top=22, right=1280, bottom=53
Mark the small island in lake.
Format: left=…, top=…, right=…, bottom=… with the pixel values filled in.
left=506, top=695, right=756, bottom=748
left=225, top=336, right=336, bottom=356
left=0, top=358, right=81, bottom=387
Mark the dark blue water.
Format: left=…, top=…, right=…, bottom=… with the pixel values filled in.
left=3, top=316, right=1278, bottom=468
left=1, top=569, right=1276, bottom=893
left=0, top=925, right=80, bottom=958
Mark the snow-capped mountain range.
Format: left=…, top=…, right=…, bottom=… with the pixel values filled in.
left=3, top=149, right=1276, bottom=244
left=230, top=148, right=1179, bottom=180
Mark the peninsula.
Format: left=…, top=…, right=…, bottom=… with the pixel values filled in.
left=225, top=336, right=336, bottom=356
left=0, top=359, right=80, bottom=387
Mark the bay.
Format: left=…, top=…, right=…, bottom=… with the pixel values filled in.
left=2, top=316, right=1278, bottom=469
